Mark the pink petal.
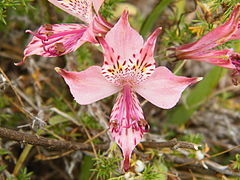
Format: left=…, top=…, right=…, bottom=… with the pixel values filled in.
left=134, top=66, right=202, bottom=109
left=104, top=10, right=144, bottom=62
left=98, top=13, right=161, bottom=86
left=176, top=3, right=240, bottom=53
left=110, top=85, right=148, bottom=171
left=55, top=66, right=120, bottom=105
left=180, top=49, right=236, bottom=69
left=134, top=27, right=161, bottom=77
left=92, top=0, right=104, bottom=13
left=92, top=14, right=113, bottom=35
left=16, top=24, right=95, bottom=65
left=48, top=0, right=94, bottom=23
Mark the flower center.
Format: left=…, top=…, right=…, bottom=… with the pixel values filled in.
left=102, top=53, right=155, bottom=86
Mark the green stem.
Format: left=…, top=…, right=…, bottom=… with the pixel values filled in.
left=140, top=0, right=173, bottom=37
left=173, top=60, right=186, bottom=75
left=13, top=144, right=33, bottom=176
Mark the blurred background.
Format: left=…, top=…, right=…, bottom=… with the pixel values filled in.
left=1, top=0, right=240, bottom=179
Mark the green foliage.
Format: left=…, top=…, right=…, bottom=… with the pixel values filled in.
left=51, top=96, right=69, bottom=112
left=161, top=24, right=193, bottom=49
left=76, top=44, right=94, bottom=71
left=141, top=159, right=168, bottom=180
left=0, top=96, right=9, bottom=108
left=180, top=133, right=204, bottom=144
left=16, top=168, right=33, bottom=180
left=81, top=113, right=102, bottom=130
left=0, top=165, right=7, bottom=172
left=141, top=165, right=164, bottom=180
left=208, top=0, right=240, bottom=21
left=0, top=148, right=11, bottom=156
left=167, top=67, right=227, bottom=125
left=93, top=155, right=121, bottom=180
left=108, top=176, right=125, bottom=180
left=140, top=0, right=173, bottom=37
left=0, top=96, right=25, bottom=126
left=100, top=0, right=125, bottom=20
left=0, top=0, right=32, bottom=24
left=233, top=154, right=240, bottom=170
left=79, top=155, right=94, bottom=180
left=48, top=114, right=69, bottom=126
left=6, top=168, right=33, bottom=180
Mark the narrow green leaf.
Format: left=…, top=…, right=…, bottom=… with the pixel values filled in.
left=78, top=155, right=94, bottom=180
left=140, top=0, right=173, bottom=37
left=49, top=115, right=69, bottom=125
left=0, top=165, right=7, bottom=172
left=167, top=66, right=227, bottom=125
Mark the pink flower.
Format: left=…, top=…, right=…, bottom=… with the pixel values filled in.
left=16, top=0, right=112, bottom=65
left=173, top=4, right=240, bottom=70
left=55, top=11, right=201, bottom=171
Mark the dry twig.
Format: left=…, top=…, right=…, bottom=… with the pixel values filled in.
left=0, top=127, right=200, bottom=151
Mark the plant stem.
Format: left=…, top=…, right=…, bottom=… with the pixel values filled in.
left=173, top=60, right=186, bottom=75
left=13, top=144, right=33, bottom=176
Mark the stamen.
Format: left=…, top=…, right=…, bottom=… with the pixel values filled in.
left=109, top=120, right=119, bottom=133
left=138, top=119, right=150, bottom=132
left=230, top=53, right=240, bottom=71
left=43, top=24, right=53, bottom=31
left=231, top=69, right=240, bottom=86
left=45, top=32, right=54, bottom=37
left=54, top=43, right=65, bottom=54
left=26, top=30, right=47, bottom=41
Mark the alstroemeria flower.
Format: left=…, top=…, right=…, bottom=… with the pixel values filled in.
left=55, top=11, right=201, bottom=171
left=16, top=0, right=112, bottom=65
left=172, top=4, right=240, bottom=70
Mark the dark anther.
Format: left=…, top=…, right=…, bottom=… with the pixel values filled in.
left=43, top=24, right=53, bottom=31
left=45, top=32, right=54, bottom=37
left=138, top=119, right=150, bottom=132
left=231, top=69, right=240, bottom=86
left=54, top=43, right=65, bottom=54
left=109, top=120, right=119, bottom=132
left=230, top=53, right=240, bottom=67
left=230, top=53, right=240, bottom=86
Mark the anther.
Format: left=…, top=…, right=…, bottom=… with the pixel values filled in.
left=138, top=119, right=150, bottom=132
left=54, top=43, right=65, bottom=54
left=45, top=32, right=54, bottom=37
left=43, top=24, right=53, bottom=31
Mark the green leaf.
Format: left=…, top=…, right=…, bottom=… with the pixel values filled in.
left=142, top=158, right=168, bottom=180
left=48, top=115, right=69, bottom=125
left=0, top=148, right=11, bottom=155
left=78, top=155, right=94, bottom=180
left=167, top=66, right=227, bottom=125
left=0, top=165, right=7, bottom=172
left=140, top=0, right=173, bottom=37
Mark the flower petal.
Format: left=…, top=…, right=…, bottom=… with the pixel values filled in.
left=16, top=24, right=95, bottom=65
left=55, top=66, right=120, bottom=105
left=110, top=85, right=148, bottom=171
left=48, top=0, right=94, bottom=23
left=134, top=66, right=202, bottom=109
left=180, top=49, right=236, bottom=69
left=92, top=14, right=113, bottom=35
left=176, top=3, right=240, bottom=53
left=139, top=27, right=161, bottom=65
left=92, top=0, right=104, bottom=13
left=104, top=10, right=144, bottom=62
left=133, top=27, right=161, bottom=78
left=98, top=16, right=161, bottom=86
